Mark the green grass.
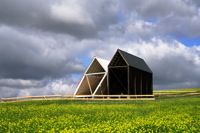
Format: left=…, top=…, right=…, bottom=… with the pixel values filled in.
left=153, top=88, right=200, bottom=96
left=0, top=96, right=200, bottom=132
left=155, top=88, right=200, bottom=91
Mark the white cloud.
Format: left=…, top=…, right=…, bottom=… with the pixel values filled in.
left=0, top=77, right=79, bottom=98
left=50, top=2, right=94, bottom=25
left=0, top=79, right=44, bottom=88
left=16, top=77, right=78, bottom=97
left=125, top=20, right=154, bottom=39
left=50, top=82, right=76, bottom=95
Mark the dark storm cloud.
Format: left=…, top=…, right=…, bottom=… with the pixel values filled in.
left=0, top=0, right=119, bottom=39
left=157, top=15, right=200, bottom=38
left=0, top=0, right=48, bottom=27
left=81, top=0, right=119, bottom=29
left=191, top=0, right=200, bottom=7
left=122, top=0, right=200, bottom=38
left=0, top=87, right=19, bottom=98
left=0, top=26, right=85, bottom=80
left=122, top=0, right=195, bottom=19
left=0, top=0, right=94, bottom=38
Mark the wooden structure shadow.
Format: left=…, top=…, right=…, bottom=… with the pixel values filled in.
left=108, top=49, right=153, bottom=95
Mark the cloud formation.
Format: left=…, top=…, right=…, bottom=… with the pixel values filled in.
left=0, top=0, right=200, bottom=98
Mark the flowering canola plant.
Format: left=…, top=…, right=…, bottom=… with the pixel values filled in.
left=0, top=97, right=199, bottom=132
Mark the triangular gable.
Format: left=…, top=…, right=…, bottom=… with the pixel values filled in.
left=96, top=57, right=109, bottom=72
left=85, top=57, right=109, bottom=74
left=108, top=50, right=128, bottom=66
left=117, top=49, right=152, bottom=73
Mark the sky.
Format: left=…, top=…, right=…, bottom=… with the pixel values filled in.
left=0, top=0, right=200, bottom=98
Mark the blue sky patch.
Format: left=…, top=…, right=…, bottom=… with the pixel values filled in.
left=117, top=8, right=126, bottom=22
left=81, top=57, right=92, bottom=67
left=179, top=38, right=200, bottom=47
left=145, top=18, right=158, bottom=23
left=72, top=74, right=82, bottom=79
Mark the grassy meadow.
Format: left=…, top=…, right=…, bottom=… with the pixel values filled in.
left=0, top=89, right=200, bottom=132
left=154, top=88, right=200, bottom=92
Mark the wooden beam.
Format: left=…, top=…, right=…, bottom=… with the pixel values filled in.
left=118, top=50, right=129, bottom=65
left=109, top=66, right=128, bottom=68
left=127, top=67, right=130, bottom=95
left=92, top=74, right=107, bottom=95
left=86, top=76, right=93, bottom=95
left=85, top=72, right=106, bottom=76
left=140, top=73, right=142, bottom=95
left=146, top=74, right=148, bottom=95
left=74, top=75, right=86, bottom=95
left=134, top=72, right=136, bottom=95
left=151, top=74, right=153, bottom=94
left=107, top=69, right=110, bottom=95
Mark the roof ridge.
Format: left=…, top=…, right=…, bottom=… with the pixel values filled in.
left=117, top=49, right=152, bottom=73
left=117, top=49, right=143, bottom=60
left=95, top=56, right=110, bottom=62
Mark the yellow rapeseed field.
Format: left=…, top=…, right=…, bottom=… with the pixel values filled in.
left=0, top=96, right=199, bottom=132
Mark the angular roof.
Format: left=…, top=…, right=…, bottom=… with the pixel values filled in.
left=85, top=57, right=109, bottom=74
left=96, top=57, right=109, bottom=72
left=109, top=49, right=152, bottom=73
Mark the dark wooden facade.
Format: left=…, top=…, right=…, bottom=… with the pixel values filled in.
left=108, top=49, right=153, bottom=95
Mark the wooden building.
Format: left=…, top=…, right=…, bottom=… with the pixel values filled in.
left=74, top=57, right=109, bottom=95
left=108, top=49, right=153, bottom=95
left=74, top=49, right=153, bottom=96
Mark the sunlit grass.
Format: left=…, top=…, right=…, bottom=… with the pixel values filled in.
left=155, top=88, right=200, bottom=91
left=0, top=96, right=199, bottom=132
